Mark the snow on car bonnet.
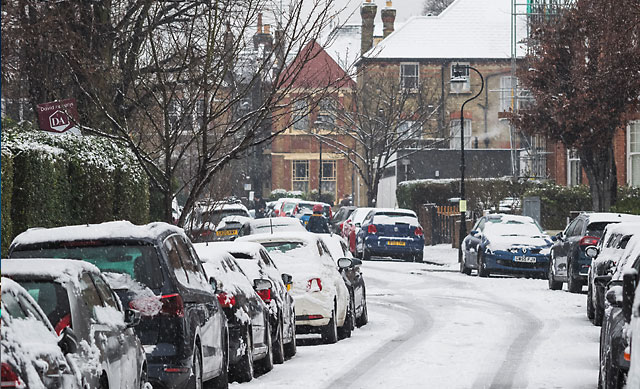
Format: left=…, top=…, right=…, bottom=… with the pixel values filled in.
left=11, top=220, right=183, bottom=246
left=483, top=222, right=551, bottom=251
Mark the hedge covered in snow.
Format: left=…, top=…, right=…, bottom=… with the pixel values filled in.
left=1, top=121, right=149, bottom=255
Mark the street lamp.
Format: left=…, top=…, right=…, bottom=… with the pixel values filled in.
left=450, top=63, right=484, bottom=264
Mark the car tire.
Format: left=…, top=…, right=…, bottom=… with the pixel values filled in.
left=477, top=253, right=489, bottom=278
left=460, top=255, right=472, bottom=275
left=594, top=288, right=604, bottom=326
left=356, top=291, right=368, bottom=327
left=272, top=320, right=285, bottom=364
left=139, top=366, right=148, bottom=389
left=338, top=296, right=355, bottom=340
left=256, top=324, right=273, bottom=374
left=231, top=326, right=253, bottom=383
left=321, top=308, right=338, bottom=344
left=567, top=262, right=582, bottom=293
left=414, top=251, right=424, bottom=263
left=587, top=283, right=595, bottom=321
left=283, top=315, right=297, bottom=359
left=602, top=350, right=626, bottom=389
left=548, top=256, right=563, bottom=290
left=190, top=346, right=203, bottom=389
left=362, top=248, right=371, bottom=261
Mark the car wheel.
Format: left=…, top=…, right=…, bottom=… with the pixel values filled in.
left=477, top=253, right=489, bottom=278
left=139, top=366, right=148, bottom=389
left=321, top=308, right=338, bottom=344
left=460, top=254, right=471, bottom=275
left=587, top=282, right=595, bottom=321
left=190, top=346, right=203, bottom=389
left=98, top=374, right=109, bottom=389
left=284, top=314, right=297, bottom=358
left=338, top=296, right=355, bottom=340
left=594, top=288, right=604, bottom=326
left=256, top=323, right=273, bottom=374
left=414, top=251, right=424, bottom=263
left=548, top=255, right=563, bottom=290
left=231, top=326, right=254, bottom=383
left=362, top=248, right=371, bottom=261
left=567, top=262, right=582, bottom=293
left=208, top=335, right=229, bottom=389
left=272, top=320, right=285, bottom=364
left=356, top=290, right=368, bottom=327
left=602, top=350, right=626, bottom=389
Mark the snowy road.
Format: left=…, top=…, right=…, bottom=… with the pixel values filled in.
left=230, top=245, right=600, bottom=389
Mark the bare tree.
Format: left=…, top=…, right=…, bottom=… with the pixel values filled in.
left=318, top=71, right=440, bottom=206
left=422, top=0, right=454, bottom=16
left=512, top=0, right=640, bottom=211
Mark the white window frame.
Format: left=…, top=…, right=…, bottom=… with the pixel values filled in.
left=320, top=160, right=337, bottom=200
left=628, top=121, right=640, bottom=187
left=450, top=62, right=470, bottom=93
left=567, top=148, right=581, bottom=186
left=449, top=118, right=472, bottom=149
left=292, top=160, right=309, bottom=192
left=400, top=63, right=419, bottom=91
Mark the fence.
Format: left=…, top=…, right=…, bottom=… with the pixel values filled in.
left=419, top=203, right=461, bottom=245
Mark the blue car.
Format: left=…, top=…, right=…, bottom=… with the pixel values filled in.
left=461, top=214, right=552, bottom=278
left=355, top=208, right=425, bottom=262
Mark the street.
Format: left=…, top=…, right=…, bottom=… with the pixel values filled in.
left=232, top=245, right=600, bottom=389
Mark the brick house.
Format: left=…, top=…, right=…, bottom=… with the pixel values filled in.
left=270, top=40, right=357, bottom=204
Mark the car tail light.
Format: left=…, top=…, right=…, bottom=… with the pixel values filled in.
left=367, top=225, right=378, bottom=234
left=159, top=293, right=185, bottom=317
left=415, top=227, right=424, bottom=236
left=625, top=347, right=631, bottom=362
left=199, top=230, right=213, bottom=238
left=1, top=363, right=25, bottom=389
left=307, top=278, right=323, bottom=292
left=217, top=292, right=236, bottom=308
left=579, top=236, right=599, bottom=246
left=293, top=205, right=299, bottom=215
left=339, top=222, right=344, bottom=231
left=256, top=288, right=272, bottom=303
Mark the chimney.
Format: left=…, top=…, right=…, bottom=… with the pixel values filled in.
left=381, top=0, right=396, bottom=38
left=257, top=13, right=263, bottom=34
left=254, top=13, right=273, bottom=50
left=360, top=0, right=377, bottom=55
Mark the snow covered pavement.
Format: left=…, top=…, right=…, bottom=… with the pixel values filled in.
left=232, top=245, right=600, bottom=388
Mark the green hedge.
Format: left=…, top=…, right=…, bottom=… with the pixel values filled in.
left=2, top=150, right=13, bottom=256
left=523, top=183, right=592, bottom=229
left=1, top=121, right=149, bottom=248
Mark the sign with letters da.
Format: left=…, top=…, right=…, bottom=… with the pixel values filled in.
left=37, top=99, right=80, bottom=133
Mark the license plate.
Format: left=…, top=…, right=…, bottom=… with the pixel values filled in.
left=216, top=229, right=238, bottom=236
left=386, top=241, right=406, bottom=246
left=514, top=256, right=536, bottom=263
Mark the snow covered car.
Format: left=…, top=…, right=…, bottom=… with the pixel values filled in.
left=293, top=201, right=333, bottom=224
left=194, top=244, right=275, bottom=382
left=549, top=212, right=640, bottom=293
left=461, top=214, right=552, bottom=278
left=3, top=259, right=147, bottom=389
left=341, top=207, right=374, bottom=255
left=213, top=215, right=252, bottom=241
left=185, top=199, right=252, bottom=242
left=625, top=267, right=640, bottom=389
left=597, top=233, right=640, bottom=389
left=318, top=233, right=368, bottom=327
left=237, top=232, right=352, bottom=343
left=205, top=241, right=297, bottom=363
left=330, top=206, right=356, bottom=234
left=8, top=221, right=229, bottom=389
left=238, top=217, right=306, bottom=236
left=355, top=208, right=425, bottom=262
left=585, top=222, right=640, bottom=326
left=2, top=277, right=81, bottom=389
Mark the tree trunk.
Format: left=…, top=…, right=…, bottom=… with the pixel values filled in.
left=580, top=142, right=617, bottom=211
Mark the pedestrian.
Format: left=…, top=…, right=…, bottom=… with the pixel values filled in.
left=306, top=204, right=330, bottom=233
left=254, top=194, right=267, bottom=219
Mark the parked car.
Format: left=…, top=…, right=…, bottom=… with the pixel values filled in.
left=238, top=217, right=306, bottom=236
left=461, top=214, right=552, bottom=278
left=205, top=241, right=297, bottom=363
left=318, top=233, right=368, bottom=327
left=595, top=233, right=640, bottom=389
left=293, top=201, right=333, bottom=223
left=341, top=207, right=375, bottom=255
left=549, top=212, right=640, bottom=293
left=625, top=267, right=640, bottom=389
left=355, top=208, right=425, bottom=262
left=586, top=222, right=640, bottom=326
left=185, top=199, right=252, bottom=242
left=2, top=277, right=81, bottom=389
left=214, top=216, right=252, bottom=241
left=8, top=221, right=229, bottom=389
left=238, top=232, right=352, bottom=343
left=194, top=245, right=274, bottom=382
left=3, top=259, right=146, bottom=389
left=330, top=206, right=356, bottom=234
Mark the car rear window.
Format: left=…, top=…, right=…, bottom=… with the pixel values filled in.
left=586, top=222, right=613, bottom=238
left=11, top=243, right=164, bottom=290
left=260, top=241, right=305, bottom=253
left=19, top=281, right=71, bottom=331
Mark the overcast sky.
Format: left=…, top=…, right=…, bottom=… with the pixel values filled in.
left=334, top=0, right=427, bottom=25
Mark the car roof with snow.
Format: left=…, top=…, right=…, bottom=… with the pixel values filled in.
left=248, top=217, right=303, bottom=227
left=10, top=220, right=184, bottom=248
left=580, top=212, right=640, bottom=224
left=237, top=231, right=316, bottom=245
left=602, top=221, right=640, bottom=237
left=3, top=258, right=101, bottom=283
left=368, top=208, right=417, bottom=217
left=372, top=215, right=421, bottom=226
left=198, top=241, right=266, bottom=258
left=486, top=213, right=537, bottom=224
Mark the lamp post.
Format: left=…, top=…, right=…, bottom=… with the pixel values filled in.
left=450, top=64, right=484, bottom=264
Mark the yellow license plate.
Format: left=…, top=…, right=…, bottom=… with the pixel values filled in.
left=216, top=229, right=238, bottom=236
left=386, top=241, right=406, bottom=246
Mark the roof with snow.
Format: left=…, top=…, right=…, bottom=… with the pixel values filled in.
left=363, top=0, right=526, bottom=60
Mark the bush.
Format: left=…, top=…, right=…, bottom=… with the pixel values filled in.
left=1, top=149, right=13, bottom=256
left=612, top=186, right=640, bottom=215
left=523, top=183, right=592, bottom=229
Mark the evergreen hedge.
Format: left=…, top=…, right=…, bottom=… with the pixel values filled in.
left=1, top=121, right=149, bottom=251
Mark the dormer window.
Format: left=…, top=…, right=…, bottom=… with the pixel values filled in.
left=400, top=63, right=419, bottom=90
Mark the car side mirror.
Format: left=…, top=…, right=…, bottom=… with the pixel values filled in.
left=594, top=274, right=612, bottom=288
left=281, top=273, right=292, bottom=286
left=337, top=257, right=353, bottom=269
left=58, top=326, right=79, bottom=355
left=606, top=285, right=623, bottom=307
left=585, top=246, right=599, bottom=259
left=470, top=230, right=478, bottom=236
left=355, top=223, right=361, bottom=228
left=254, top=278, right=273, bottom=291
left=623, top=269, right=638, bottom=323
left=124, top=308, right=142, bottom=328
left=209, top=278, right=218, bottom=293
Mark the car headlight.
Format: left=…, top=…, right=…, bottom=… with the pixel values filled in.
left=540, top=246, right=551, bottom=256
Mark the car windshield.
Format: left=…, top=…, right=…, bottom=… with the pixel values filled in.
left=261, top=241, right=305, bottom=254
left=11, top=243, right=164, bottom=290
left=281, top=202, right=297, bottom=213
left=485, top=221, right=545, bottom=237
